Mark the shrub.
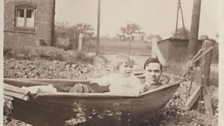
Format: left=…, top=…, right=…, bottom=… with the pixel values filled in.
left=3, top=46, right=13, bottom=57
left=3, top=45, right=96, bottom=64
left=4, top=45, right=34, bottom=59
left=68, top=51, right=94, bottom=64
left=4, top=45, right=69, bottom=61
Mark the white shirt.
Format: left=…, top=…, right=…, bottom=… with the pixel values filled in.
left=94, top=73, right=142, bottom=96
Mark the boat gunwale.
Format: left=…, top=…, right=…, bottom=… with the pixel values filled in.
left=34, top=82, right=180, bottom=98
left=4, top=77, right=180, bottom=99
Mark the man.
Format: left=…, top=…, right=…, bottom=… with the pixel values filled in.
left=142, top=57, right=163, bottom=92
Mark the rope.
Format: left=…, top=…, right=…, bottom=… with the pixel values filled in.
left=191, top=46, right=213, bottom=64
left=162, top=44, right=213, bottom=84
left=183, top=46, right=213, bottom=70
left=179, top=44, right=214, bottom=100
left=190, top=48, right=202, bottom=63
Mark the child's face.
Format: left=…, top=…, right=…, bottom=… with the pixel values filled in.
left=118, top=62, right=134, bottom=77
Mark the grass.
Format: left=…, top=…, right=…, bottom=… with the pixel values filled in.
left=84, top=39, right=151, bottom=56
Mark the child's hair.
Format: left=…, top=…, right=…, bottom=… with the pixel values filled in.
left=143, top=57, right=162, bottom=71
left=113, top=55, right=135, bottom=72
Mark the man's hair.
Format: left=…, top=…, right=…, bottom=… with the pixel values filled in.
left=143, top=57, right=162, bottom=71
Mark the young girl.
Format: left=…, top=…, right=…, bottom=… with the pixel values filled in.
left=90, top=55, right=142, bottom=96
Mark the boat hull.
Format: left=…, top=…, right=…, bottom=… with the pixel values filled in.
left=4, top=79, right=179, bottom=126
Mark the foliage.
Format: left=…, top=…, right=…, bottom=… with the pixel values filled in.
left=172, top=27, right=189, bottom=39
left=66, top=23, right=94, bottom=40
left=55, top=22, right=70, bottom=36
left=117, top=23, right=145, bottom=41
left=55, top=22, right=95, bottom=50
left=3, top=45, right=94, bottom=64
left=147, top=34, right=162, bottom=42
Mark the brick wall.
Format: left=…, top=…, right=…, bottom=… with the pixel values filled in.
left=4, top=0, right=55, bottom=46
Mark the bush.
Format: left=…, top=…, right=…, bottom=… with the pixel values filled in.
left=4, top=45, right=67, bottom=60
left=3, top=46, right=13, bottom=57
left=68, top=51, right=94, bottom=64
left=4, top=45, right=34, bottom=59
left=3, top=45, right=95, bottom=64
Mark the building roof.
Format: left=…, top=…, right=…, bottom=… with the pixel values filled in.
left=157, top=37, right=203, bottom=44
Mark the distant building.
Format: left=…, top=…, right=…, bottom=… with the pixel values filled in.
left=157, top=38, right=203, bottom=62
left=4, top=0, right=55, bottom=46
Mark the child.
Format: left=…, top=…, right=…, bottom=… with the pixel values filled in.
left=90, top=55, right=142, bottom=96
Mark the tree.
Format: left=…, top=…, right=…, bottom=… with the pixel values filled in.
left=118, top=23, right=143, bottom=41
left=147, top=34, right=162, bottom=43
left=66, top=23, right=94, bottom=50
left=55, top=22, right=94, bottom=39
left=55, top=22, right=69, bottom=32
left=55, top=22, right=94, bottom=50
left=118, top=23, right=144, bottom=54
left=66, top=23, right=94, bottom=39
left=172, top=27, right=189, bottom=39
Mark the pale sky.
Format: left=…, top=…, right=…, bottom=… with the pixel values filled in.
left=51, top=0, right=217, bottom=39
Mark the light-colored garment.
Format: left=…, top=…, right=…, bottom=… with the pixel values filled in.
left=94, top=73, right=142, bottom=96
left=21, top=85, right=57, bottom=93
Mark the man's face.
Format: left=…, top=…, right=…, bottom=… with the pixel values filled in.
left=144, top=63, right=162, bottom=85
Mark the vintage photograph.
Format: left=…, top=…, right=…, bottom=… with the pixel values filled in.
left=3, top=0, right=219, bottom=126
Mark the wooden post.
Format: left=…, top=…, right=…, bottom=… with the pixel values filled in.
left=185, top=85, right=201, bottom=110
left=201, top=40, right=213, bottom=86
left=200, top=40, right=213, bottom=117
left=96, top=0, right=101, bottom=55
left=129, top=40, right=131, bottom=55
left=78, top=33, right=83, bottom=52
left=188, top=0, right=201, bottom=59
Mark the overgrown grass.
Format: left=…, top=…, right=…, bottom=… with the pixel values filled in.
left=84, top=39, right=151, bottom=56
left=3, top=45, right=94, bottom=64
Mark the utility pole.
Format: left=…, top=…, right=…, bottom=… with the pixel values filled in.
left=188, top=0, right=201, bottom=59
left=174, top=0, right=187, bottom=38
left=96, top=0, right=101, bottom=55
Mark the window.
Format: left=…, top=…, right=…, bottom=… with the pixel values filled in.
left=15, top=6, right=35, bottom=28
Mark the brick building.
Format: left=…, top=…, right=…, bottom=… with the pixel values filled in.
left=4, top=0, right=55, bottom=46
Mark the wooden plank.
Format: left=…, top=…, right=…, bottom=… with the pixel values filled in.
left=4, top=83, right=30, bottom=101
left=4, top=78, right=90, bottom=86
left=4, top=91, right=29, bottom=101
left=32, top=79, right=90, bottom=85
left=4, top=83, right=30, bottom=94
left=4, top=79, right=55, bottom=87
left=4, top=95, right=14, bottom=101
left=203, top=86, right=214, bottom=117
left=185, top=85, right=201, bottom=110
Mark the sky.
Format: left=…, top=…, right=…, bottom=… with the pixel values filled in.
left=55, top=0, right=218, bottom=39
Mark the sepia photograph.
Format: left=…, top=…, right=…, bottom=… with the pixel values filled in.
left=2, top=0, right=220, bottom=126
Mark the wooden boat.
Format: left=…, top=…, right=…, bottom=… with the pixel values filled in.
left=4, top=77, right=180, bottom=126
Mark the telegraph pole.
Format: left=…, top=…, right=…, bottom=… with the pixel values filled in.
left=96, top=0, right=101, bottom=55
left=188, top=0, right=201, bottom=59
left=174, top=0, right=187, bottom=38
